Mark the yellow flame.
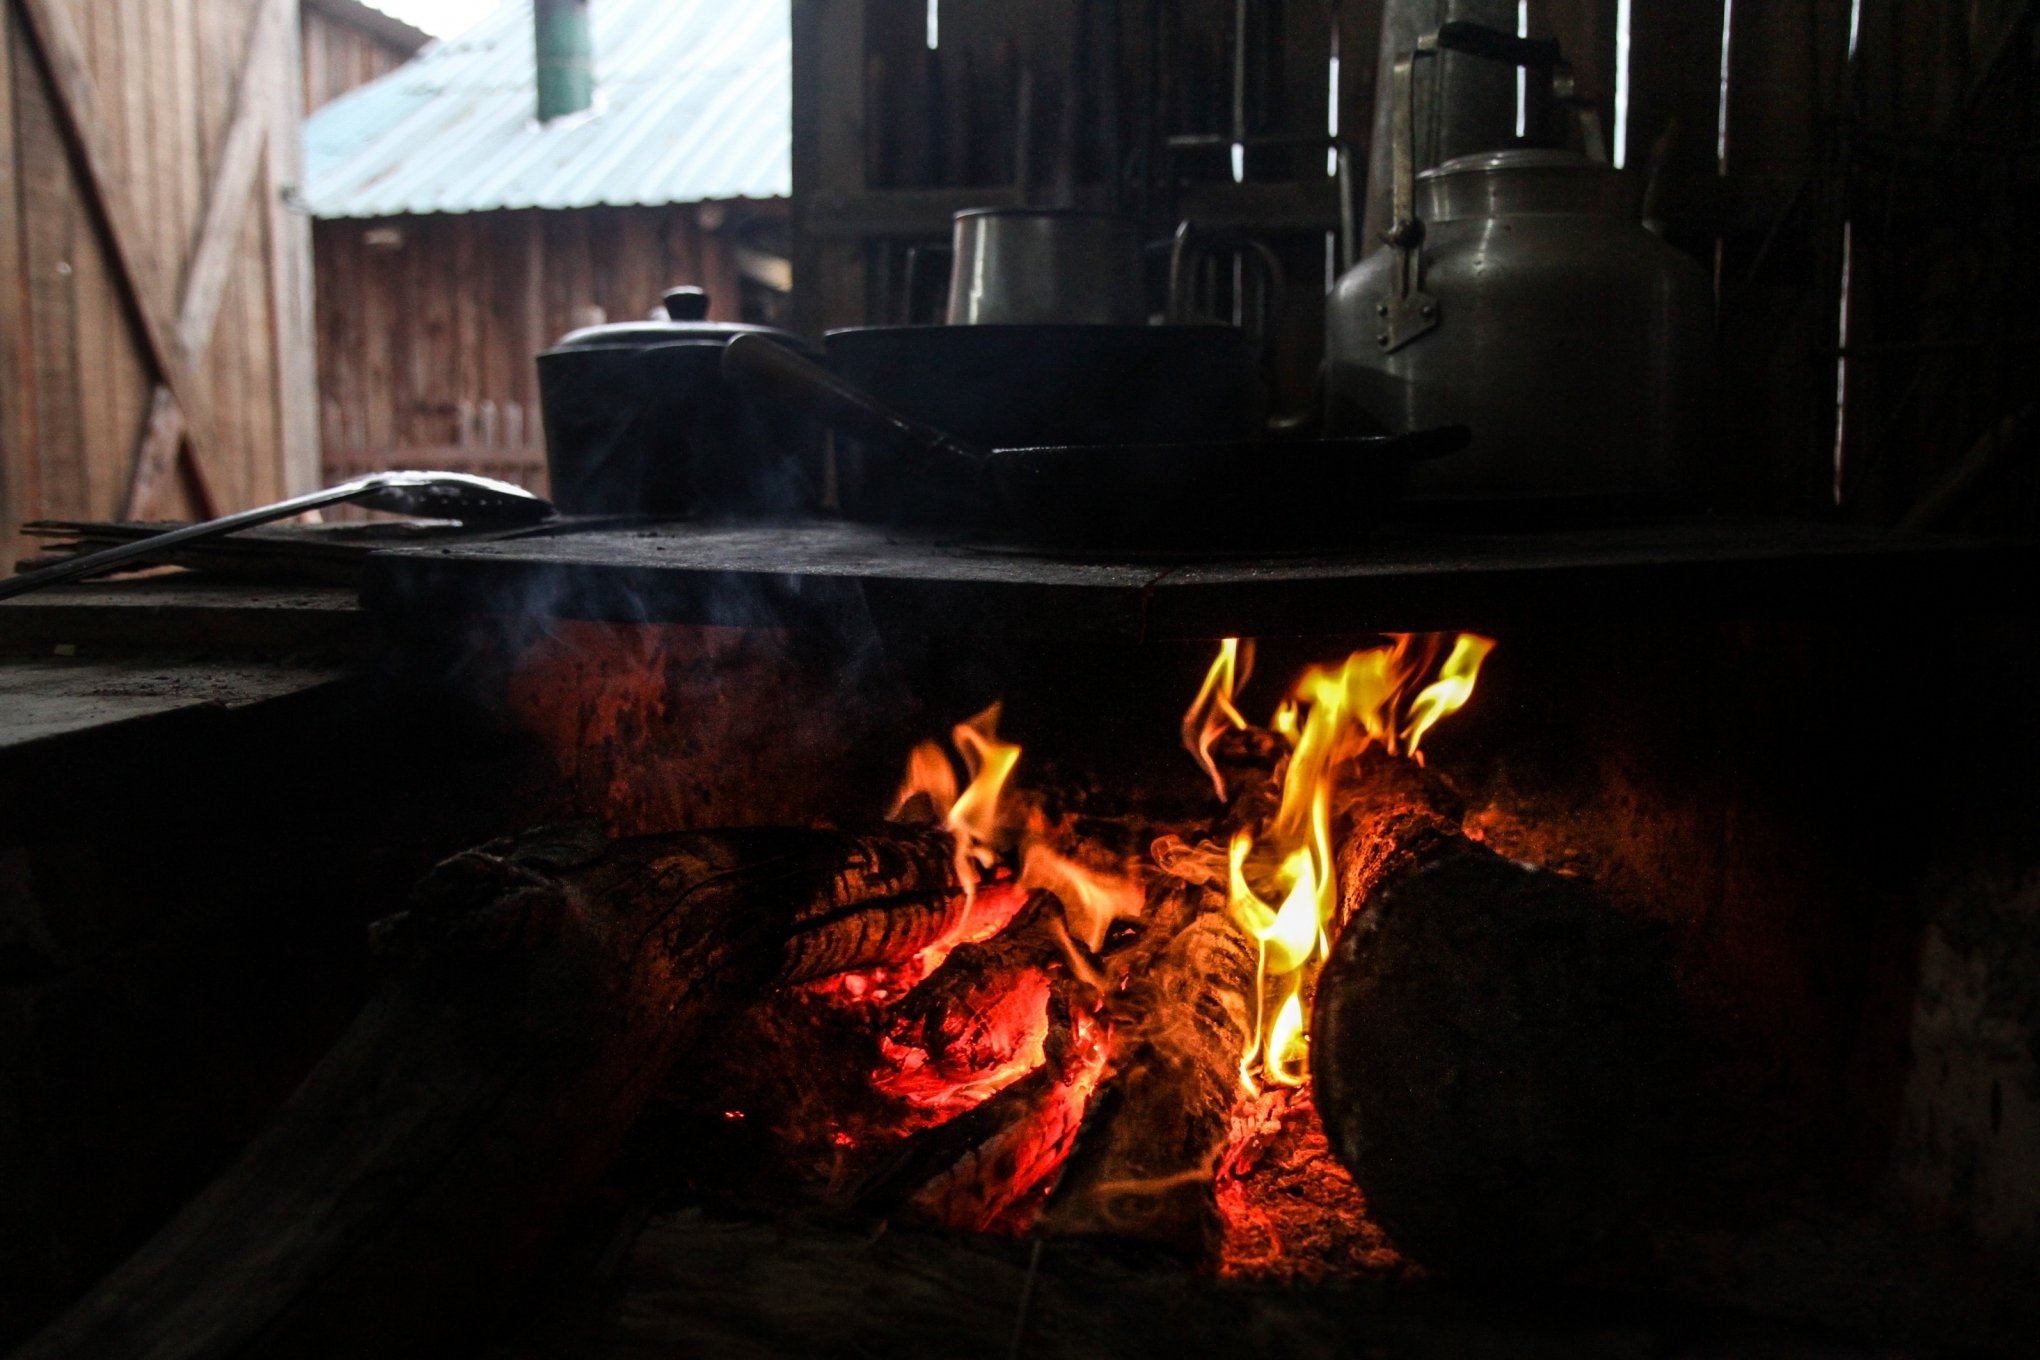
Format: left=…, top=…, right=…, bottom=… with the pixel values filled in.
left=1402, top=633, right=1496, bottom=759
left=1264, top=991, right=1309, bottom=1086
left=1211, top=633, right=1494, bottom=1085
left=1180, top=638, right=1254, bottom=800
left=946, top=704, right=1021, bottom=896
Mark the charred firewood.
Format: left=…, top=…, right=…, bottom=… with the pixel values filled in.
left=850, top=979, right=1106, bottom=1233
left=1038, top=884, right=1257, bottom=1264
left=880, top=889, right=1072, bottom=1085
left=1313, top=753, right=1690, bottom=1280
left=781, top=826, right=967, bottom=981
left=17, top=823, right=964, bottom=1360
left=846, top=893, right=1098, bottom=1228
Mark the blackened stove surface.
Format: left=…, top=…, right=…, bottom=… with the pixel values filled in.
left=359, top=518, right=2035, bottom=639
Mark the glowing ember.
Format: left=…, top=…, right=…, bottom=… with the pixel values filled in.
left=875, top=968, right=1054, bottom=1114
left=1189, top=634, right=1495, bottom=1086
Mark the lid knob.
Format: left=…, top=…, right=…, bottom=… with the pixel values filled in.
left=662, top=286, right=710, bottom=322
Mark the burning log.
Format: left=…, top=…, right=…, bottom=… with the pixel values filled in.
left=876, top=889, right=1071, bottom=1102
left=853, top=982, right=1107, bottom=1233
left=1313, top=756, right=1690, bottom=1279
left=1039, top=885, right=1257, bottom=1263
left=18, top=823, right=964, bottom=1360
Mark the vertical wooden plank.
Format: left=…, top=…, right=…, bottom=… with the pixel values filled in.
left=1712, top=0, right=1854, bottom=514
left=702, top=214, right=743, bottom=323
left=1528, top=0, right=1618, bottom=157
left=617, top=207, right=657, bottom=317
left=415, top=216, right=455, bottom=449
left=0, top=5, right=40, bottom=559
left=1335, top=0, right=1386, bottom=217
left=14, top=27, right=84, bottom=522
left=66, top=179, right=127, bottom=518
left=243, top=190, right=281, bottom=504
left=1266, top=0, right=1335, bottom=183
left=310, top=218, right=343, bottom=475
left=586, top=206, right=616, bottom=320
left=791, top=0, right=871, bottom=334
left=1625, top=0, right=1729, bottom=247
left=520, top=211, right=546, bottom=419
left=361, top=224, right=395, bottom=455
left=452, top=204, right=482, bottom=425
left=170, top=0, right=203, bottom=303
left=269, top=0, right=319, bottom=493
left=144, top=0, right=179, bottom=312
left=113, top=0, right=157, bottom=294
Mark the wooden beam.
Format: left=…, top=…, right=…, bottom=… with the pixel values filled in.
left=182, top=0, right=283, bottom=362
left=124, top=387, right=185, bottom=521
left=7, top=0, right=221, bottom=519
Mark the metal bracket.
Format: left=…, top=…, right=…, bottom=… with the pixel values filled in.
left=1378, top=46, right=1442, bottom=354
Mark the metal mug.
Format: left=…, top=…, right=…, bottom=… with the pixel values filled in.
left=945, top=208, right=1145, bottom=325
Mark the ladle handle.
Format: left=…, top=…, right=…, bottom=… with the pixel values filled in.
left=720, top=333, right=984, bottom=474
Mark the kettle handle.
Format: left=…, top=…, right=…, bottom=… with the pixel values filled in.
left=1433, top=20, right=1561, bottom=70
left=1380, top=23, right=1604, bottom=355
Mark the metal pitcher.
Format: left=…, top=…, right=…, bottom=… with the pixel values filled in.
left=1326, top=24, right=1714, bottom=511
left=946, top=209, right=1145, bottom=325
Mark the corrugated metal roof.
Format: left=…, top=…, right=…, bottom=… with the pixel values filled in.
left=302, top=0, right=789, bottom=218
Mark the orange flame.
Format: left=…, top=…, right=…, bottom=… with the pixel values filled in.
left=890, top=740, right=958, bottom=821
left=1182, top=638, right=1255, bottom=799
left=1214, top=633, right=1494, bottom=1086
left=892, top=703, right=1023, bottom=900
left=1018, top=843, right=1145, bottom=954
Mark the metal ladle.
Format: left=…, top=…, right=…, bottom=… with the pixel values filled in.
left=0, top=471, right=555, bottom=601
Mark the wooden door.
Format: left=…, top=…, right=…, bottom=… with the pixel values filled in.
left=0, top=0, right=317, bottom=563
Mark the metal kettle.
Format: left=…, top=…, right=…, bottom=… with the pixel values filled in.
left=1326, top=23, right=1714, bottom=512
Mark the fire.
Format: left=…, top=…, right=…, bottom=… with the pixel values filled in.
left=892, top=703, right=1022, bottom=900
left=874, top=704, right=1142, bottom=1121
left=1189, top=633, right=1495, bottom=1086
left=891, top=704, right=1143, bottom=951
left=875, top=968, right=1055, bottom=1114
left=1018, top=843, right=1144, bottom=954
left=1183, top=637, right=1255, bottom=799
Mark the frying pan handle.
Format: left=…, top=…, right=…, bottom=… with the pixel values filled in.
left=720, top=334, right=983, bottom=474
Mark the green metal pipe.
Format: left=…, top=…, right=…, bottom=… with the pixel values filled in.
left=535, top=0, right=595, bottom=122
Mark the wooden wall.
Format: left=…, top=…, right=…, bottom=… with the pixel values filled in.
left=300, top=0, right=426, bottom=113
left=0, top=0, right=316, bottom=563
left=794, top=0, right=2040, bottom=527
left=315, top=204, right=769, bottom=495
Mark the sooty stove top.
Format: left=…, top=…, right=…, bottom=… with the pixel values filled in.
left=359, top=518, right=2036, bottom=641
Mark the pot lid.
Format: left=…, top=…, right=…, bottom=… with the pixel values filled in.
left=548, top=287, right=810, bottom=351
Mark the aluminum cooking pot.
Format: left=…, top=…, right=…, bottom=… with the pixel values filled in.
left=1325, top=23, right=1714, bottom=514
left=536, top=287, right=820, bottom=516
